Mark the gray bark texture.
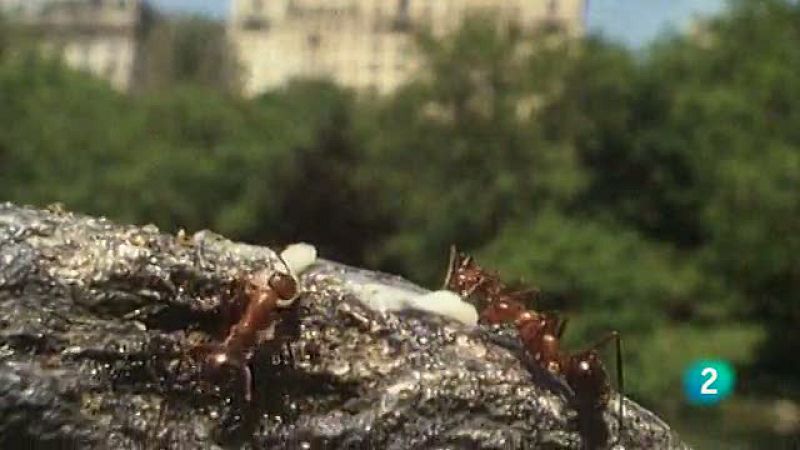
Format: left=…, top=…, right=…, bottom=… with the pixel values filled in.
left=0, top=203, right=691, bottom=449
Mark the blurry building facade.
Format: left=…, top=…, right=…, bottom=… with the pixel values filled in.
left=229, top=0, right=586, bottom=96
left=0, top=0, right=142, bottom=91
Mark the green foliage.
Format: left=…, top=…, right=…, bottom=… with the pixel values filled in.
left=111, top=84, right=299, bottom=236
left=544, top=37, right=704, bottom=246
left=360, top=19, right=585, bottom=280
left=634, top=324, right=764, bottom=407
left=641, top=0, right=800, bottom=379
left=477, top=211, right=744, bottom=403
left=0, top=56, right=139, bottom=213
left=0, top=56, right=307, bottom=242
left=480, top=211, right=709, bottom=333
left=262, top=81, right=392, bottom=265
left=0, top=16, right=6, bottom=59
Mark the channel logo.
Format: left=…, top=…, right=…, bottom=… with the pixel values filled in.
left=683, top=359, right=736, bottom=405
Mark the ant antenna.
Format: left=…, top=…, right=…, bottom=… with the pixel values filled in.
left=443, top=245, right=458, bottom=289
left=614, top=332, right=624, bottom=441
left=284, top=342, right=296, bottom=367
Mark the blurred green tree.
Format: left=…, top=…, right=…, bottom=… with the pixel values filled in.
left=0, top=56, right=139, bottom=214
left=259, top=81, right=391, bottom=265
left=644, top=0, right=800, bottom=384
left=111, top=83, right=297, bottom=237
left=360, top=17, right=585, bottom=280
left=542, top=38, right=704, bottom=247
left=0, top=55, right=298, bottom=242
left=478, top=211, right=753, bottom=404
left=0, top=15, right=7, bottom=59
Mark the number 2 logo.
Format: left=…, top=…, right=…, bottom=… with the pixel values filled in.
left=700, top=367, right=718, bottom=395
left=684, top=360, right=734, bottom=404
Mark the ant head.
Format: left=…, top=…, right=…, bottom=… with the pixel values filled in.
left=246, top=268, right=299, bottom=306
left=446, top=253, right=490, bottom=295
left=481, top=299, right=526, bottom=324
left=566, top=352, right=609, bottom=401
left=269, top=272, right=298, bottom=302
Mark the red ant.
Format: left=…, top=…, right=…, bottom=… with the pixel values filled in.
left=152, top=257, right=301, bottom=446
left=443, top=246, right=624, bottom=449
left=188, top=266, right=299, bottom=402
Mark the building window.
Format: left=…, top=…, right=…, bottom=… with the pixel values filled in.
left=393, top=0, right=411, bottom=30
left=398, top=0, right=409, bottom=15
left=547, top=0, right=559, bottom=16
left=308, top=33, right=321, bottom=49
left=243, top=16, right=269, bottom=30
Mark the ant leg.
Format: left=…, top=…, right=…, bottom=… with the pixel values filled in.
left=581, top=331, right=624, bottom=443
left=218, top=280, right=248, bottom=338
left=152, top=352, right=188, bottom=447
left=242, top=364, right=253, bottom=403
left=464, top=278, right=490, bottom=298
left=557, top=317, right=569, bottom=340
left=152, top=384, right=169, bottom=446
left=285, top=342, right=296, bottom=367
left=509, top=288, right=541, bottom=306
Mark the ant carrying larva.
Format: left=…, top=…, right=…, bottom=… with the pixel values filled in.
left=149, top=244, right=314, bottom=447
left=443, top=246, right=624, bottom=450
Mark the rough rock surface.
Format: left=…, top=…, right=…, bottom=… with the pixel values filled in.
left=0, top=203, right=691, bottom=449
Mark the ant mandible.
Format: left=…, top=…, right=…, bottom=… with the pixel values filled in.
left=443, top=246, right=624, bottom=449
